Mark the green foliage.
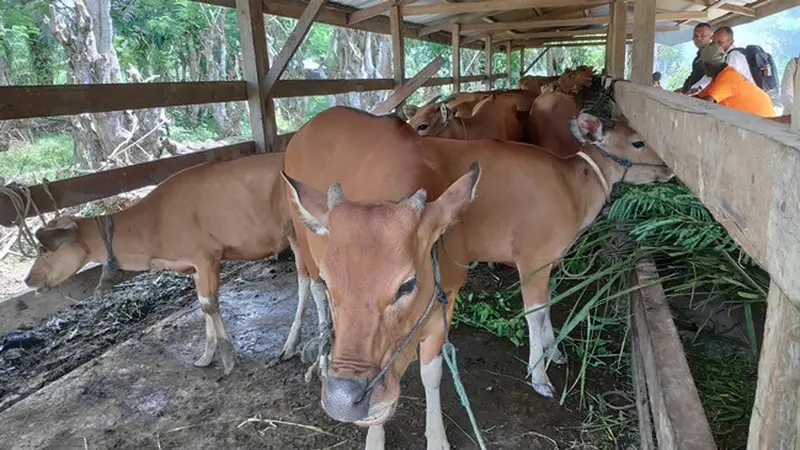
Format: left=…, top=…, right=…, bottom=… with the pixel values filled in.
left=0, top=133, right=76, bottom=184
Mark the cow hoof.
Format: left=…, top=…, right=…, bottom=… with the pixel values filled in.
left=426, top=437, right=450, bottom=450
left=532, top=381, right=555, bottom=398
left=193, top=352, right=215, bottom=368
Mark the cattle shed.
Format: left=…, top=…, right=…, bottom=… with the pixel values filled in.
left=0, top=0, right=799, bottom=449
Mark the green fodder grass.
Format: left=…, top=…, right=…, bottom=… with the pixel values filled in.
left=452, top=179, right=767, bottom=449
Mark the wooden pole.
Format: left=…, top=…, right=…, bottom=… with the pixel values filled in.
left=609, top=0, right=628, bottom=78
left=793, top=64, right=800, bottom=131
left=506, top=43, right=513, bottom=88
left=485, top=35, right=492, bottom=90
left=452, top=23, right=461, bottom=93
left=746, top=283, right=800, bottom=450
left=519, top=47, right=525, bottom=77
left=236, top=0, right=277, bottom=153
left=390, top=2, right=405, bottom=114
left=631, top=0, right=655, bottom=84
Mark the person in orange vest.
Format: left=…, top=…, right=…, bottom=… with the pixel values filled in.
left=694, top=43, right=775, bottom=118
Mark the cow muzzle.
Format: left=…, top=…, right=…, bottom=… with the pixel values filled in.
left=321, top=376, right=372, bottom=422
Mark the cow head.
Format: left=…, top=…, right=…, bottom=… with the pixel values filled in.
left=405, top=102, right=453, bottom=136
left=569, top=112, right=674, bottom=184
left=282, top=163, right=481, bottom=427
left=24, top=217, right=89, bottom=293
left=558, top=66, right=594, bottom=94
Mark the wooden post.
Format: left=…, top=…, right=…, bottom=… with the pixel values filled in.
left=373, top=57, right=443, bottom=115
left=506, top=43, right=513, bottom=88
left=747, top=282, right=800, bottom=450
left=608, top=0, right=627, bottom=78
left=236, top=0, right=277, bottom=153
left=263, top=0, right=326, bottom=96
left=390, top=2, right=405, bottom=114
left=452, top=23, right=461, bottom=93
left=631, top=0, right=655, bottom=84
left=793, top=65, right=800, bottom=130
left=519, top=47, right=525, bottom=77
left=485, top=35, right=492, bottom=90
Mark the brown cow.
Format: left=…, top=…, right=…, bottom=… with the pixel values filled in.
left=280, top=100, right=672, bottom=448
left=405, top=94, right=525, bottom=141
left=23, top=152, right=329, bottom=376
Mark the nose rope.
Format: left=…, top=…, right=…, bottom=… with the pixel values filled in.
left=590, top=142, right=668, bottom=169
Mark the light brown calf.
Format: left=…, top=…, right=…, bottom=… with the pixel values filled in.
left=279, top=96, right=672, bottom=448
left=23, top=152, right=328, bottom=376
left=405, top=94, right=526, bottom=141
left=518, top=65, right=594, bottom=95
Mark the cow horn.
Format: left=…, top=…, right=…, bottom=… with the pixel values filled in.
left=404, top=188, right=427, bottom=214
left=328, top=182, right=346, bottom=210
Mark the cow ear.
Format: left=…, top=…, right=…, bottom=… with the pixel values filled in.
left=281, top=171, right=330, bottom=236
left=402, top=104, right=419, bottom=120
left=568, top=112, right=605, bottom=144
left=418, top=162, right=481, bottom=248
left=36, top=219, right=78, bottom=251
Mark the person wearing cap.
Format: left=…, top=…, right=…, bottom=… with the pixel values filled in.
left=677, top=23, right=714, bottom=94
left=694, top=43, right=775, bottom=118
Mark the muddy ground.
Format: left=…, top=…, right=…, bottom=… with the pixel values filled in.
left=0, top=254, right=626, bottom=450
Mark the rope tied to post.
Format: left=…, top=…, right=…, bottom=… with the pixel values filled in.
left=0, top=181, right=48, bottom=258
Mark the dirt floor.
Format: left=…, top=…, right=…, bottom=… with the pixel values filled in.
left=0, top=254, right=624, bottom=450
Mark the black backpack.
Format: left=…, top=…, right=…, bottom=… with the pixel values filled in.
left=730, top=45, right=780, bottom=97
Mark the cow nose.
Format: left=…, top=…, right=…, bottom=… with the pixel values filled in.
left=322, top=376, right=371, bottom=422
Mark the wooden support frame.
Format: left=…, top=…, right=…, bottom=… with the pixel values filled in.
left=372, top=56, right=443, bottom=115
left=484, top=36, right=493, bottom=90
left=0, top=82, right=247, bottom=120
left=401, top=0, right=610, bottom=16
left=608, top=0, right=627, bottom=78
left=236, top=0, right=277, bottom=153
left=452, top=23, right=461, bottom=93
left=521, top=48, right=548, bottom=75
left=506, top=43, right=513, bottom=88
left=631, top=0, right=656, bottom=85
left=263, top=0, right=327, bottom=96
left=390, top=2, right=405, bottom=114
left=632, top=258, right=717, bottom=449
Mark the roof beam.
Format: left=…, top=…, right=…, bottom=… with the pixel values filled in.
left=401, top=0, right=610, bottom=16
left=417, top=11, right=492, bottom=37
left=488, top=24, right=678, bottom=43
left=461, top=11, right=705, bottom=34
left=347, top=0, right=418, bottom=26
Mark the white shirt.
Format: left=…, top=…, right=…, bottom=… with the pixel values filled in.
left=690, top=48, right=756, bottom=92
left=781, top=57, right=797, bottom=112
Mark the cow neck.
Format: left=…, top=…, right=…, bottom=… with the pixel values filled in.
left=80, top=209, right=151, bottom=271
left=568, top=144, right=622, bottom=229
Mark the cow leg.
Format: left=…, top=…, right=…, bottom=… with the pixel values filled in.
left=310, top=277, right=330, bottom=375
left=195, top=260, right=236, bottom=376
left=279, top=237, right=311, bottom=361
left=365, top=425, right=385, bottom=450
left=518, top=265, right=555, bottom=397
left=542, top=297, right=566, bottom=365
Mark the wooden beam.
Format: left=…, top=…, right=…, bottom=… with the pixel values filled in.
left=485, top=35, right=493, bottom=90
left=263, top=0, right=326, bottom=97
left=347, top=0, right=417, bottom=26
left=506, top=43, right=513, bottom=89
left=0, top=142, right=255, bottom=226
left=794, top=65, right=800, bottom=132
left=519, top=47, right=525, bottom=77
left=609, top=0, right=627, bottom=78
left=462, top=16, right=608, bottom=33
left=401, top=0, right=609, bottom=16
left=390, top=3, right=405, bottom=115
left=452, top=23, right=461, bottom=93
left=714, top=0, right=796, bottom=30
left=418, top=12, right=489, bottom=37
left=0, top=82, right=247, bottom=120
left=372, top=57, right=443, bottom=115
left=614, top=81, right=800, bottom=306
left=273, top=79, right=395, bottom=97
left=632, top=258, right=717, bottom=450
left=747, top=282, right=800, bottom=450
left=631, top=0, right=656, bottom=85
left=237, top=0, right=276, bottom=153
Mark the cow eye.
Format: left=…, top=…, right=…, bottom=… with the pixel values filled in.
left=632, top=141, right=646, bottom=149
left=395, top=277, right=416, bottom=301
left=416, top=124, right=428, bottom=131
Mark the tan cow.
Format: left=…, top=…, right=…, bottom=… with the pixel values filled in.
left=23, top=152, right=329, bottom=376
left=405, top=94, right=526, bottom=141
left=280, top=100, right=672, bottom=448
left=518, top=65, right=594, bottom=95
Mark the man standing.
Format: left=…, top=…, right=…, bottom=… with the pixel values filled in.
left=712, top=27, right=755, bottom=83
left=679, top=23, right=713, bottom=94
left=695, top=44, right=775, bottom=118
